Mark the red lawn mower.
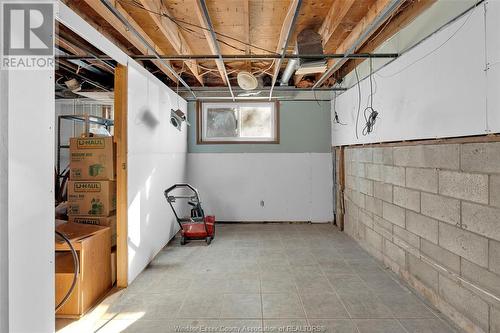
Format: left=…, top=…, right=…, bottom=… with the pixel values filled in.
left=164, top=184, right=215, bottom=245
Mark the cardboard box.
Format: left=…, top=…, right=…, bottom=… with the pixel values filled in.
left=68, top=181, right=116, bottom=216
left=69, top=215, right=116, bottom=246
left=70, top=137, right=115, bottom=180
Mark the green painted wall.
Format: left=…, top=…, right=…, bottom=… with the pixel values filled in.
left=187, top=100, right=332, bottom=153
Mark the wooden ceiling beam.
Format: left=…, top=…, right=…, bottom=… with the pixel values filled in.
left=243, top=0, right=251, bottom=72
left=337, top=0, right=436, bottom=79
left=56, top=35, right=114, bottom=74
left=138, top=0, right=204, bottom=85
left=193, top=1, right=227, bottom=85
left=80, top=0, right=178, bottom=82
left=314, top=0, right=404, bottom=87
left=318, top=0, right=356, bottom=48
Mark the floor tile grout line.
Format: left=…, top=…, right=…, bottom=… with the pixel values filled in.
left=339, top=235, right=460, bottom=332
left=317, top=254, right=355, bottom=322
left=395, top=318, right=414, bottom=333
left=287, top=255, right=310, bottom=325
left=259, top=268, right=264, bottom=330
left=349, top=268, right=397, bottom=320
left=355, top=252, right=447, bottom=322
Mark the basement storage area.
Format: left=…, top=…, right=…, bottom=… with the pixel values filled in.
left=1, top=0, right=500, bottom=333
left=54, top=20, right=119, bottom=323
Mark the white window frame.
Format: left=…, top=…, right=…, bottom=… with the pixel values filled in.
left=199, top=101, right=279, bottom=144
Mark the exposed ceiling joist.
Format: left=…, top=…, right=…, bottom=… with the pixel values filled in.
left=193, top=0, right=227, bottom=85
left=99, top=0, right=196, bottom=97
left=138, top=0, right=204, bottom=85
left=82, top=0, right=178, bottom=82
left=318, top=0, right=357, bottom=48
left=338, top=0, right=436, bottom=79
left=243, top=0, right=251, bottom=72
left=269, top=0, right=302, bottom=100
left=55, top=35, right=114, bottom=74
left=195, top=0, right=234, bottom=100
left=313, top=0, right=405, bottom=88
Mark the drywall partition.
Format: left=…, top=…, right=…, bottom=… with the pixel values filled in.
left=332, top=3, right=500, bottom=146
left=2, top=69, right=55, bottom=332
left=127, top=63, right=188, bottom=282
left=187, top=101, right=333, bottom=222
left=342, top=143, right=500, bottom=333
left=0, top=69, right=8, bottom=333
left=188, top=153, right=332, bottom=222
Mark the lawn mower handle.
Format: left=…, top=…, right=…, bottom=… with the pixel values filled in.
left=164, top=183, right=202, bottom=202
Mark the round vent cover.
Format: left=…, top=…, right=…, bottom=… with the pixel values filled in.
left=237, top=71, right=258, bottom=90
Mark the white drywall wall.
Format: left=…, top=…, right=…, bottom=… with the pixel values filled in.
left=332, top=4, right=499, bottom=146
left=5, top=69, right=55, bottom=332
left=127, top=63, right=188, bottom=282
left=187, top=153, right=333, bottom=222
left=486, top=1, right=500, bottom=130
left=0, top=68, right=9, bottom=333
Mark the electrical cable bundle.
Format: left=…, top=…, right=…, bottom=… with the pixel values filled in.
left=355, top=58, right=378, bottom=138
left=332, top=90, right=346, bottom=125
left=362, top=58, right=378, bottom=135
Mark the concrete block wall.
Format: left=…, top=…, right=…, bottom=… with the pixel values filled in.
left=342, top=142, right=500, bottom=333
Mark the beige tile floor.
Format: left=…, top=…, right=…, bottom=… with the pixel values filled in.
left=57, top=223, right=460, bottom=333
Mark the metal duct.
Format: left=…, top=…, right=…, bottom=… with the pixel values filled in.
left=279, top=29, right=326, bottom=86
left=280, top=46, right=299, bottom=86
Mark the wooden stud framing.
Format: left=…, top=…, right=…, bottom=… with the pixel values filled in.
left=81, top=0, right=178, bottom=83
left=114, top=64, right=128, bottom=288
left=138, top=0, right=204, bottom=85
left=335, top=147, right=345, bottom=231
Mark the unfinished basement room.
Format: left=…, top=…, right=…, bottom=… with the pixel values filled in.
left=1, top=0, right=500, bottom=332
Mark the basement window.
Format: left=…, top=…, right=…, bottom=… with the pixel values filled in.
left=197, top=101, right=279, bottom=144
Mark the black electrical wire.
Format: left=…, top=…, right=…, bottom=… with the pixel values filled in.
left=55, top=230, right=80, bottom=312
left=332, top=90, right=346, bottom=126
left=118, top=0, right=277, bottom=55
left=362, top=58, right=379, bottom=136
left=354, top=67, right=362, bottom=139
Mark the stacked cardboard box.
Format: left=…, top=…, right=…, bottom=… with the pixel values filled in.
left=67, top=136, right=117, bottom=246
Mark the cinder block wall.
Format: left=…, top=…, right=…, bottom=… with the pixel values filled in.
left=342, top=142, right=500, bottom=333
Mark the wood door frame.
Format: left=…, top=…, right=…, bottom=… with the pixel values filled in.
left=114, top=64, right=128, bottom=287
left=335, top=146, right=345, bottom=231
